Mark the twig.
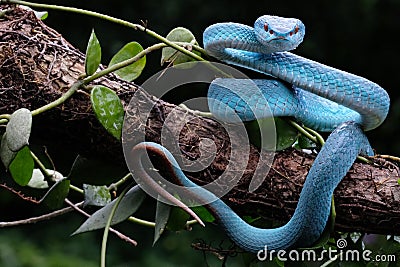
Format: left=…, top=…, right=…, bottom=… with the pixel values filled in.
left=64, top=198, right=137, bottom=246
left=0, top=183, right=39, bottom=203
left=0, top=203, right=78, bottom=227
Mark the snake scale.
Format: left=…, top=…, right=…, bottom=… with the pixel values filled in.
left=129, top=15, right=390, bottom=253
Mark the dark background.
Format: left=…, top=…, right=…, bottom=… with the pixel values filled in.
left=1, top=0, right=399, bottom=266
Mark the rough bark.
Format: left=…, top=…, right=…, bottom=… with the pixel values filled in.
left=1, top=7, right=399, bottom=235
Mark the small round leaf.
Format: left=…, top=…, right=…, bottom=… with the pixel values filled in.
left=9, top=146, right=34, bottom=186
left=161, top=27, right=200, bottom=66
left=6, top=108, right=32, bottom=152
left=90, top=85, right=124, bottom=140
left=0, top=134, right=16, bottom=168
left=109, top=42, right=146, bottom=81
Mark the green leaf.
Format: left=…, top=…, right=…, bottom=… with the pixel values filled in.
left=166, top=206, right=190, bottom=231
left=40, top=178, right=70, bottom=210
left=274, top=118, right=299, bottom=150
left=296, top=134, right=317, bottom=149
left=27, top=169, right=64, bottom=189
left=0, top=134, right=16, bottom=168
left=242, top=215, right=261, bottom=224
left=247, top=117, right=298, bottom=151
left=153, top=200, right=171, bottom=245
left=68, top=155, right=126, bottom=185
left=161, top=27, right=200, bottom=66
left=9, top=146, right=34, bottom=186
left=245, top=118, right=290, bottom=151
left=72, top=185, right=145, bottom=235
left=109, top=42, right=146, bottom=81
left=83, top=184, right=111, bottom=207
left=191, top=205, right=215, bottom=223
left=36, top=11, right=48, bottom=20
left=6, top=108, right=32, bottom=152
left=85, top=30, right=102, bottom=76
left=90, top=85, right=124, bottom=140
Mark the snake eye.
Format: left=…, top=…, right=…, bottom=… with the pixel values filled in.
left=269, top=30, right=274, bottom=34
left=264, top=23, right=269, bottom=32
left=294, top=26, right=299, bottom=34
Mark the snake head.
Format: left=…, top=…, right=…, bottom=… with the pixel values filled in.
left=254, top=15, right=305, bottom=52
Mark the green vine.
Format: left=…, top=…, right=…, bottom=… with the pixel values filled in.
left=1, top=0, right=205, bottom=62
left=100, top=185, right=130, bottom=267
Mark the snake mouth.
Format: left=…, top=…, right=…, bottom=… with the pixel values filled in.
left=266, top=38, right=291, bottom=48
left=268, top=37, right=290, bottom=42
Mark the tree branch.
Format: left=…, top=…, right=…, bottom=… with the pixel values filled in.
left=1, top=7, right=399, bottom=236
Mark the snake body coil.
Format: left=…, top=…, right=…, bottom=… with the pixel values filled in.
left=130, top=15, right=390, bottom=253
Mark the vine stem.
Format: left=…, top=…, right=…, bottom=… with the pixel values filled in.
left=287, top=120, right=320, bottom=145
left=29, top=43, right=164, bottom=118
left=0, top=114, right=10, bottom=120
left=376, top=154, right=400, bottom=162
left=30, top=151, right=56, bottom=184
left=1, top=0, right=205, bottom=62
left=0, top=114, right=10, bottom=124
left=101, top=185, right=130, bottom=267
left=0, top=2, right=226, bottom=119
left=31, top=80, right=83, bottom=116
left=84, top=43, right=165, bottom=84
left=108, top=172, right=132, bottom=191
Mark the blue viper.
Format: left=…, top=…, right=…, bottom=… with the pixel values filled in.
left=130, top=15, right=390, bottom=253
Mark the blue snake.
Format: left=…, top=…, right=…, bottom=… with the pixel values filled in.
left=130, top=15, right=390, bottom=253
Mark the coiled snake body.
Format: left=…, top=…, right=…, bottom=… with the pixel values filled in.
left=130, top=15, right=390, bottom=253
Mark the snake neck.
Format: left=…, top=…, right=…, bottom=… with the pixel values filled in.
left=204, top=23, right=284, bottom=59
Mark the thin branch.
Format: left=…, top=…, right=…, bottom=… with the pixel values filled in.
left=0, top=203, right=79, bottom=227
left=64, top=198, right=138, bottom=247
